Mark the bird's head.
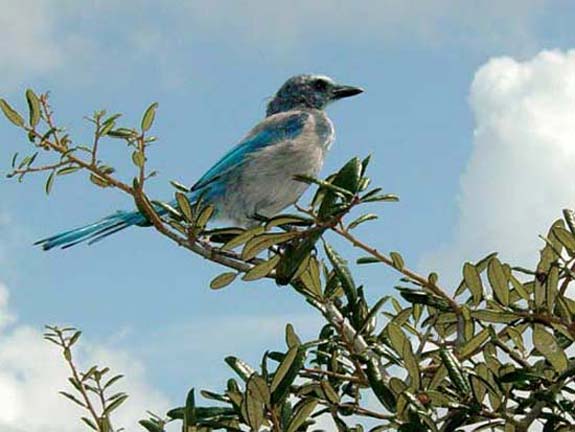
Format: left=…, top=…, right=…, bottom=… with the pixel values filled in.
left=266, top=74, right=363, bottom=116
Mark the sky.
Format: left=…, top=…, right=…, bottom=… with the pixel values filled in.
left=2, top=1, right=575, bottom=430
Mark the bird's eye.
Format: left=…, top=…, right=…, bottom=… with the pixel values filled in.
left=313, top=79, right=329, bottom=91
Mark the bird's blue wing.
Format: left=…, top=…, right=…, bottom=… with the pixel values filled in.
left=191, top=112, right=309, bottom=192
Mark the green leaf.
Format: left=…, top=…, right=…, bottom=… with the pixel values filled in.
left=458, top=328, right=490, bottom=358
left=242, top=378, right=265, bottom=430
left=362, top=193, right=399, bottom=203
left=175, top=192, right=193, bottom=221
left=533, top=324, right=568, bottom=373
left=439, top=347, right=470, bottom=395
left=356, top=256, right=380, bottom=264
left=210, top=272, right=237, bottom=290
left=141, top=102, right=158, bottom=132
left=386, top=322, right=408, bottom=355
left=285, top=323, right=301, bottom=348
left=470, top=310, right=519, bottom=323
left=546, top=265, right=559, bottom=313
left=68, top=330, right=81, bottom=346
left=509, top=274, right=530, bottom=301
left=223, top=226, right=265, bottom=250
left=294, top=174, right=354, bottom=198
left=90, top=173, right=110, bottom=188
left=286, top=399, right=317, bottom=432
left=386, top=323, right=420, bottom=390
left=170, top=180, right=190, bottom=192
left=270, top=346, right=298, bottom=393
left=270, top=346, right=305, bottom=404
left=276, top=230, right=323, bottom=286
left=358, top=296, right=387, bottom=334
left=463, top=262, right=483, bottom=305
left=195, top=205, right=215, bottom=229
left=320, top=381, right=339, bottom=404
left=45, top=171, right=55, bottom=195
left=225, top=356, right=256, bottom=381
left=151, top=200, right=181, bottom=219
left=103, top=374, right=123, bottom=389
left=183, top=388, right=196, bottom=428
left=132, top=150, right=145, bottom=168
left=247, top=374, right=270, bottom=406
left=108, top=128, right=137, bottom=139
left=265, top=214, right=313, bottom=229
left=241, top=232, right=299, bottom=260
left=57, top=166, right=81, bottom=176
left=365, top=358, right=396, bottom=411
left=498, top=369, right=543, bottom=384
left=242, top=255, right=280, bottom=281
left=332, top=157, right=363, bottom=193
left=298, top=255, right=322, bottom=297
left=348, top=213, right=378, bottom=230
left=390, top=251, right=404, bottom=270
left=317, top=158, right=362, bottom=219
left=360, top=153, right=371, bottom=173
left=398, top=288, right=450, bottom=311
left=425, top=390, right=456, bottom=408
left=26, top=89, right=41, bottom=127
left=103, top=394, right=128, bottom=416
left=138, top=419, right=164, bottom=432
left=0, top=98, right=24, bottom=127
left=404, top=351, right=421, bottom=392
left=99, top=120, right=116, bottom=137
left=324, top=243, right=358, bottom=317
left=553, top=226, right=575, bottom=256
left=82, top=417, right=99, bottom=431
left=487, top=258, right=509, bottom=306
left=59, top=391, right=86, bottom=407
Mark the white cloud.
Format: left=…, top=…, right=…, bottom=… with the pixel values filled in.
left=423, top=49, right=575, bottom=286
left=0, top=283, right=171, bottom=432
left=0, top=0, right=553, bottom=92
left=0, top=0, right=64, bottom=89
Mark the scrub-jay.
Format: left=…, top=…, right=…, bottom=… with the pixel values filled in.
left=36, top=74, right=363, bottom=250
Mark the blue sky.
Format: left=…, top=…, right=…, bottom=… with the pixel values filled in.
left=2, top=1, right=575, bottom=430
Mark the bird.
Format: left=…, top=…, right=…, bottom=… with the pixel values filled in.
left=35, top=74, right=363, bottom=250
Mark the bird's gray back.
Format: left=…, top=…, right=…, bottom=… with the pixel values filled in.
left=217, top=109, right=334, bottom=225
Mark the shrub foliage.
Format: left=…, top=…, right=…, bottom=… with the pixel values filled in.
left=3, top=91, right=575, bottom=431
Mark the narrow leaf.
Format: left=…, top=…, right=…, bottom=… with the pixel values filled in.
left=286, top=399, right=318, bottom=432
left=463, top=262, right=483, bottom=305
left=533, top=324, right=568, bottom=373
left=141, top=102, right=159, bottom=132
left=242, top=255, right=280, bottom=281
left=488, top=258, right=509, bottom=306
left=45, top=171, right=55, bottom=195
left=26, top=89, right=41, bottom=127
left=0, top=98, right=24, bottom=127
left=210, top=272, right=237, bottom=290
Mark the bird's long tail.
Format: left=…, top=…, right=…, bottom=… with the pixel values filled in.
left=35, top=209, right=150, bottom=251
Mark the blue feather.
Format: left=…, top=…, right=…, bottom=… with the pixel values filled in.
left=192, top=112, right=308, bottom=191
left=35, top=210, right=148, bottom=250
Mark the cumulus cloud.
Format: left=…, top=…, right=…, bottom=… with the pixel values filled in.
left=423, top=49, right=575, bottom=286
left=0, top=283, right=171, bottom=432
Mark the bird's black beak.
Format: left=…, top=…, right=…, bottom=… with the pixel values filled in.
left=332, top=84, right=364, bottom=100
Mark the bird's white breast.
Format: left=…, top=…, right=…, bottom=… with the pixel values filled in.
left=219, top=110, right=334, bottom=225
